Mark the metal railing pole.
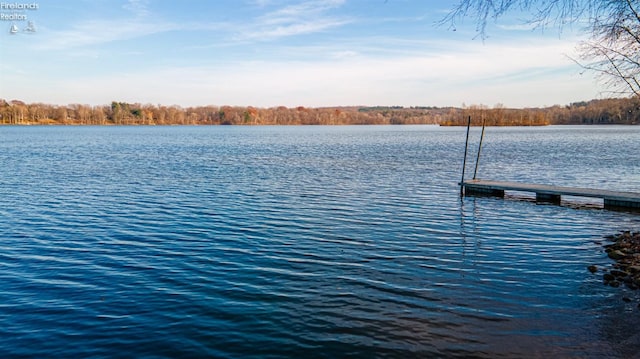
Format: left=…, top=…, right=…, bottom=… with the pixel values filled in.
left=460, top=116, right=471, bottom=197
left=473, top=118, right=486, bottom=180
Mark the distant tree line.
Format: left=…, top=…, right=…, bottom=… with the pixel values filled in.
left=1, top=97, right=638, bottom=126
left=441, top=97, right=640, bottom=126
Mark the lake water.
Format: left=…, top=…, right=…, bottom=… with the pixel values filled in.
left=1, top=125, right=639, bottom=358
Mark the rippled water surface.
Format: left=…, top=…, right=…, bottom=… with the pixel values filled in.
left=1, top=125, right=639, bottom=358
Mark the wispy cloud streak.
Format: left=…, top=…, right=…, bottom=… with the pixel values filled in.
left=123, top=0, right=151, bottom=17
left=35, top=20, right=178, bottom=50
left=33, top=0, right=177, bottom=50
left=239, top=0, right=351, bottom=40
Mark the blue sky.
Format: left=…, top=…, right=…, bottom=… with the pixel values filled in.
left=1, top=0, right=601, bottom=108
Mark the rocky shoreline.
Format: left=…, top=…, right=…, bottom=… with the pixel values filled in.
left=590, top=231, right=640, bottom=304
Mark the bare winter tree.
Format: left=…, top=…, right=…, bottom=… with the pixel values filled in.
left=446, top=0, right=640, bottom=97
left=579, top=1, right=640, bottom=96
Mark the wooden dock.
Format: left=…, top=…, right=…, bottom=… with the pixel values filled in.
left=461, top=179, right=640, bottom=210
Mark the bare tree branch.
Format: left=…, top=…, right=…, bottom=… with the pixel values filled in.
left=446, top=0, right=640, bottom=98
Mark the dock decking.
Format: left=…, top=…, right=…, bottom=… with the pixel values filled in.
left=461, top=179, right=640, bottom=210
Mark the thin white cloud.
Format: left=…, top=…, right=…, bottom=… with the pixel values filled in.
left=33, top=19, right=178, bottom=50
left=243, top=18, right=351, bottom=40
left=239, top=0, right=351, bottom=40
left=249, top=0, right=275, bottom=7
left=30, top=0, right=178, bottom=50
left=264, top=0, right=345, bottom=22
left=330, top=50, right=359, bottom=59
left=123, top=0, right=151, bottom=18
left=497, top=23, right=539, bottom=31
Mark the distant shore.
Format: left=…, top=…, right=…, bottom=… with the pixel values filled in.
left=2, top=97, right=638, bottom=126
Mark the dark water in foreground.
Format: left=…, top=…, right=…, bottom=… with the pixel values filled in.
left=1, top=125, right=639, bottom=358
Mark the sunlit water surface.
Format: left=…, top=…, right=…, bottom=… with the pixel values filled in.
left=1, top=125, right=639, bottom=358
